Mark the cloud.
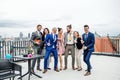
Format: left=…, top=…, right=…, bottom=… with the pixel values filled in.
left=0, top=0, right=120, bottom=37
left=93, top=23, right=109, bottom=27
left=43, top=15, right=72, bottom=22
left=0, top=21, right=21, bottom=27
left=0, top=20, right=35, bottom=28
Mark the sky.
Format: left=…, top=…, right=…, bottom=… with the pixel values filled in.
left=0, top=0, right=120, bottom=37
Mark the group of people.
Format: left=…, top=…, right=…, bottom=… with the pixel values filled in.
left=30, top=24, right=95, bottom=76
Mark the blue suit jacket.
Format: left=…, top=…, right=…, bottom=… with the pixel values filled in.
left=82, top=32, right=95, bottom=52
left=45, top=33, right=58, bottom=50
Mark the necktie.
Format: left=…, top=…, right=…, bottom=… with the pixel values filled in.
left=68, top=33, right=72, bottom=41
left=39, top=32, right=41, bottom=36
left=53, top=34, right=56, bottom=42
left=53, top=34, right=56, bottom=48
left=54, top=34, right=56, bottom=41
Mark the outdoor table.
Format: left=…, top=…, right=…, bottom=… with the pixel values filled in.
left=13, top=54, right=43, bottom=80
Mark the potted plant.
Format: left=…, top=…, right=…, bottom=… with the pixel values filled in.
left=27, top=44, right=33, bottom=54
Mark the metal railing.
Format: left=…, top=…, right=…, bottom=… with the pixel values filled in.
left=109, top=38, right=120, bottom=54
left=0, top=38, right=120, bottom=58
left=0, top=40, right=30, bottom=58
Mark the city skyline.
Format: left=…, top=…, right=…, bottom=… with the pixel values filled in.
left=0, top=0, right=120, bottom=37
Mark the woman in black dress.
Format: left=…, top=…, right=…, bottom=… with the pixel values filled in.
left=74, top=31, right=83, bottom=71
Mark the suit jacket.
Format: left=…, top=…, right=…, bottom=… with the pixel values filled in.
left=30, top=31, right=42, bottom=48
left=82, top=32, right=95, bottom=52
left=45, top=33, right=58, bottom=50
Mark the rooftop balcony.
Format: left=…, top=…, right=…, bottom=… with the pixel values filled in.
left=10, top=55, right=120, bottom=80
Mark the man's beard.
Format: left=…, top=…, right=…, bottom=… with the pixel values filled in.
left=67, top=30, right=71, bottom=33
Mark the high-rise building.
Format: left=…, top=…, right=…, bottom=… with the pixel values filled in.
left=19, top=32, right=23, bottom=38
left=0, top=35, right=2, bottom=41
left=19, top=32, right=23, bottom=41
left=28, top=33, right=31, bottom=39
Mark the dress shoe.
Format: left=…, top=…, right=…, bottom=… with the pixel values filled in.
left=84, top=72, right=91, bottom=76
left=54, top=68, right=59, bottom=72
left=47, top=68, right=51, bottom=70
left=72, top=66, right=75, bottom=70
left=37, top=68, right=42, bottom=71
left=43, top=70, right=47, bottom=74
left=78, top=68, right=82, bottom=71
left=63, top=67, right=67, bottom=70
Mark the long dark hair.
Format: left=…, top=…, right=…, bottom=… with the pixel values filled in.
left=42, top=28, right=50, bottom=41
left=58, top=27, right=62, bottom=32
left=43, top=28, right=50, bottom=35
left=58, top=28, right=63, bottom=38
left=74, top=31, right=79, bottom=37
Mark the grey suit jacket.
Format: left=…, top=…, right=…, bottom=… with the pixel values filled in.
left=64, top=32, right=68, bottom=46
left=30, top=31, right=42, bottom=49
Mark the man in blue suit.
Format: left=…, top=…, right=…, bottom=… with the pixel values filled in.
left=43, top=27, right=59, bottom=73
left=82, top=25, right=95, bottom=76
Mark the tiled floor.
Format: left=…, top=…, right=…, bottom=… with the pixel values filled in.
left=14, top=55, right=120, bottom=80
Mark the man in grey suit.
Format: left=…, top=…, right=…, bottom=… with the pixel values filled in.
left=64, top=24, right=75, bottom=70
left=31, top=24, right=44, bottom=72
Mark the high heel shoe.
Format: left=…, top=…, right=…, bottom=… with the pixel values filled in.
left=78, top=68, right=82, bottom=71
left=60, top=68, right=62, bottom=71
